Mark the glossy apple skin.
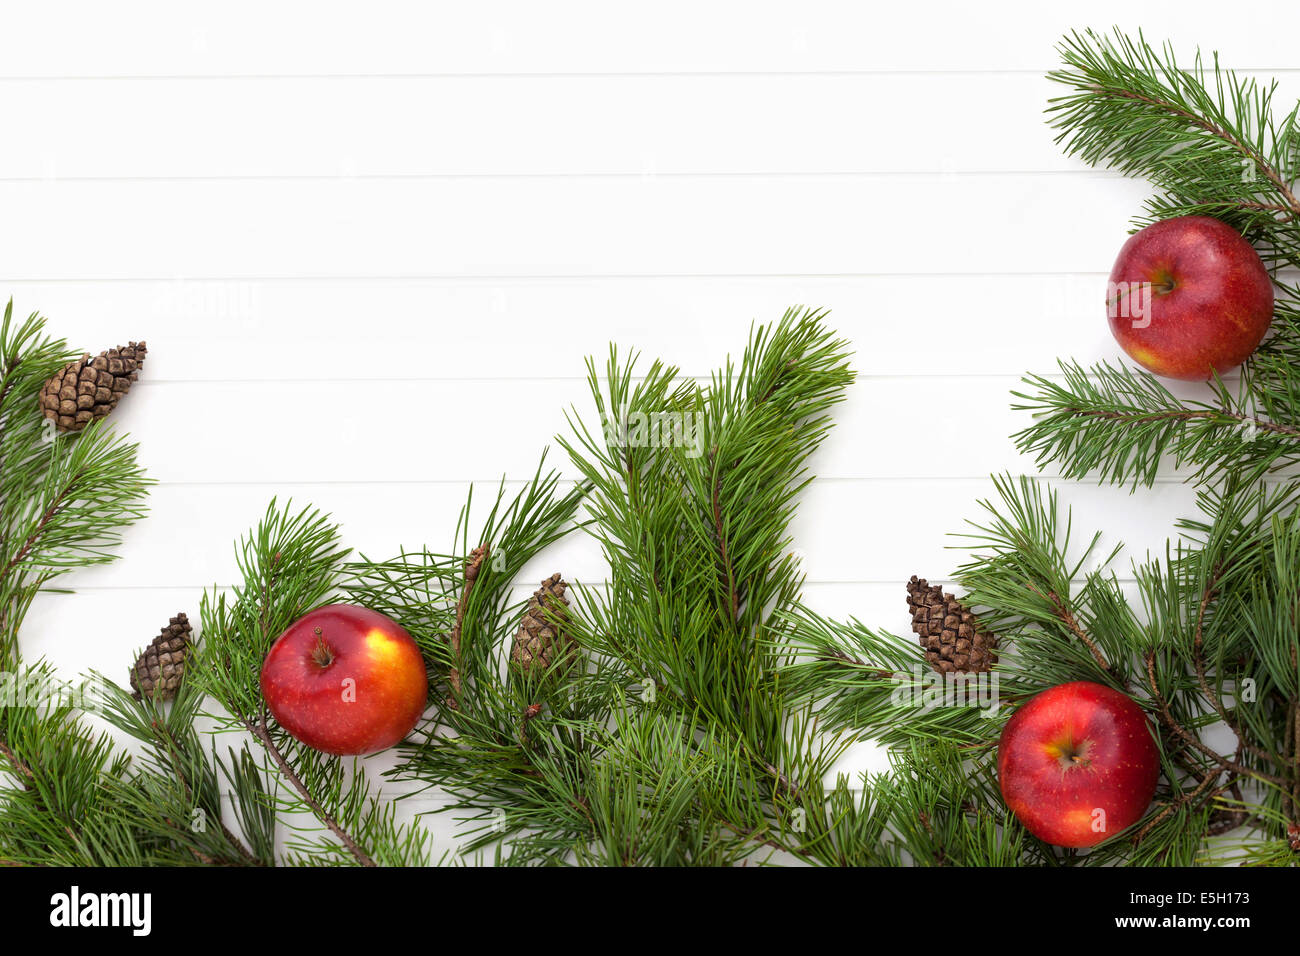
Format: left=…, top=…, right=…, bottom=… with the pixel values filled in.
left=997, top=681, right=1159, bottom=848
left=1107, top=215, right=1273, bottom=380
left=260, top=604, right=428, bottom=756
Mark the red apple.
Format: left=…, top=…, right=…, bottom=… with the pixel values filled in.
left=1107, top=215, right=1273, bottom=380
left=997, top=680, right=1159, bottom=848
left=260, top=604, right=428, bottom=756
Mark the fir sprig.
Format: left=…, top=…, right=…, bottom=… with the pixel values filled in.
left=0, top=301, right=151, bottom=669
left=0, top=666, right=270, bottom=866
left=355, top=307, right=876, bottom=865
left=1013, top=359, right=1300, bottom=489
left=1048, top=28, right=1300, bottom=265
left=554, top=308, right=858, bottom=861
left=0, top=301, right=182, bottom=866
left=1015, top=29, right=1300, bottom=860
left=783, top=469, right=1300, bottom=864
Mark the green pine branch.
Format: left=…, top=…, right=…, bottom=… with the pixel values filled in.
left=350, top=307, right=882, bottom=865
left=0, top=301, right=151, bottom=669
left=0, top=665, right=270, bottom=866
left=0, top=300, right=196, bottom=867
left=778, top=607, right=1000, bottom=748
left=1049, top=27, right=1300, bottom=265
left=1013, top=357, right=1300, bottom=490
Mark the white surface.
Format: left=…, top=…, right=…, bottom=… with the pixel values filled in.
left=7, top=1, right=1292, bottom=858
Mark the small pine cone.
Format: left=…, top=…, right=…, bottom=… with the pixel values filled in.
left=39, top=342, right=147, bottom=433
left=509, top=574, right=573, bottom=675
left=905, top=576, right=998, bottom=675
left=129, top=612, right=192, bottom=701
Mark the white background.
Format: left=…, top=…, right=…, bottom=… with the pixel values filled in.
left=8, top=0, right=1296, bottom=857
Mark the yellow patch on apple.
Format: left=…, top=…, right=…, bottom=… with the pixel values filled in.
left=365, top=627, right=410, bottom=666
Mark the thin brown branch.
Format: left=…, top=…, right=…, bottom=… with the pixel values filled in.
left=1089, top=83, right=1300, bottom=219
left=1215, top=198, right=1296, bottom=217
left=149, top=717, right=260, bottom=866
left=257, top=551, right=281, bottom=647
left=1143, top=651, right=1287, bottom=787
left=764, top=761, right=800, bottom=801
left=1188, top=570, right=1273, bottom=762
left=447, top=544, right=488, bottom=708
left=718, top=818, right=814, bottom=860
left=569, top=794, right=596, bottom=831
left=248, top=711, right=376, bottom=867
left=1030, top=583, right=1126, bottom=685
left=1133, top=767, right=1224, bottom=844
left=754, top=357, right=798, bottom=406
left=1061, top=404, right=1300, bottom=438
left=517, top=701, right=543, bottom=749
left=1290, top=646, right=1299, bottom=824
left=0, top=736, right=34, bottom=788
left=0, top=470, right=87, bottom=584
left=815, top=646, right=896, bottom=680
left=1291, top=695, right=1300, bottom=819
left=918, top=811, right=948, bottom=865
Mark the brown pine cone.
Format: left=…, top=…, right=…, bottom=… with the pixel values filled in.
left=906, top=576, right=998, bottom=674
left=129, top=612, right=192, bottom=701
left=39, top=342, right=147, bottom=433
left=509, top=574, right=573, bottom=674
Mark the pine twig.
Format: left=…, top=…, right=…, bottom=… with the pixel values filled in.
left=447, top=544, right=488, bottom=708
left=815, top=646, right=897, bottom=680
left=1205, top=777, right=1253, bottom=838
left=764, top=761, right=801, bottom=801
left=1089, top=82, right=1300, bottom=219
left=149, top=718, right=260, bottom=866
left=0, top=736, right=35, bottom=788
left=0, top=467, right=91, bottom=584
left=1143, top=651, right=1287, bottom=787
left=1188, top=571, right=1274, bottom=763
left=1060, top=405, right=1300, bottom=439
left=718, top=817, right=814, bottom=860
left=248, top=710, right=376, bottom=868
left=1291, top=695, right=1300, bottom=821
left=1133, top=766, right=1224, bottom=844
left=1032, top=583, right=1127, bottom=687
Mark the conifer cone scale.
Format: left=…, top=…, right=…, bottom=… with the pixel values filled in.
left=130, top=612, right=192, bottom=700
left=39, top=342, right=147, bottom=433
left=510, top=573, right=574, bottom=674
left=906, top=576, right=998, bottom=674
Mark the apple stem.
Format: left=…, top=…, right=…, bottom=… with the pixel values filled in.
left=1051, top=738, right=1094, bottom=772
left=311, top=627, right=334, bottom=668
